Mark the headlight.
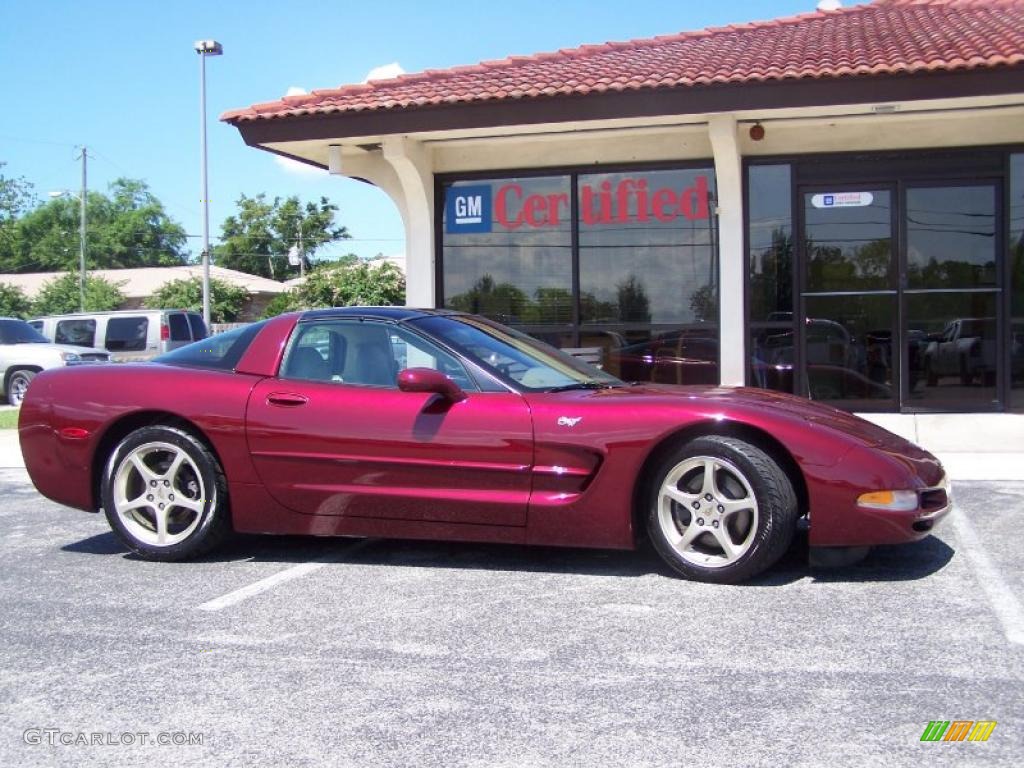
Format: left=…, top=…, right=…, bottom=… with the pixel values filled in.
left=856, top=490, right=919, bottom=511
left=59, top=352, right=81, bottom=363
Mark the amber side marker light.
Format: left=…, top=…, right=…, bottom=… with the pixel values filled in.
left=857, top=490, right=918, bottom=511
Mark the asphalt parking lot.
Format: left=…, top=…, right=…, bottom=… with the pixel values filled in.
left=0, top=469, right=1021, bottom=767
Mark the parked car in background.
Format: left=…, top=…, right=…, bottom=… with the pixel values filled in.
left=922, top=317, right=997, bottom=386
left=0, top=317, right=109, bottom=406
left=29, top=309, right=207, bottom=362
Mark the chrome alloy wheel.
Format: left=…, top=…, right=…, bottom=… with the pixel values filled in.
left=657, top=455, right=759, bottom=568
left=112, top=441, right=208, bottom=547
left=9, top=374, right=30, bottom=406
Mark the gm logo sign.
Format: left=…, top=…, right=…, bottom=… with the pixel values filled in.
left=445, top=185, right=492, bottom=233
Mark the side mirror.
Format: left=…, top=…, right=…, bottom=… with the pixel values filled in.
left=396, top=367, right=466, bottom=401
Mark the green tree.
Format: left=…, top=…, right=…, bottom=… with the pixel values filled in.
left=448, top=274, right=530, bottom=321
left=32, top=273, right=125, bottom=315
left=0, top=282, right=32, bottom=318
left=0, top=164, right=36, bottom=263
left=146, top=276, right=249, bottom=323
left=290, top=260, right=405, bottom=309
left=4, top=178, right=188, bottom=273
left=215, top=194, right=350, bottom=279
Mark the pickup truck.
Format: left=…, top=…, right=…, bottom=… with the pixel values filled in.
left=922, top=318, right=997, bottom=387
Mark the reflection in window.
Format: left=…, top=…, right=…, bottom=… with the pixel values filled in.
left=804, top=190, right=892, bottom=292
left=1010, top=155, right=1024, bottom=409
left=747, top=164, right=794, bottom=392
left=578, top=169, right=716, bottom=326
left=55, top=318, right=96, bottom=347
left=907, top=186, right=997, bottom=289
left=442, top=176, right=572, bottom=325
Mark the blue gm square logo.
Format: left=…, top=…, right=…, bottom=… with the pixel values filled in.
left=823, top=195, right=835, bottom=206
left=445, top=185, right=492, bottom=233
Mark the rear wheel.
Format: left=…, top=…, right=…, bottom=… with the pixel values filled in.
left=101, top=425, right=230, bottom=561
left=647, top=435, right=798, bottom=583
left=6, top=369, right=36, bottom=406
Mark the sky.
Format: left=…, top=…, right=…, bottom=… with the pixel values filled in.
left=0, top=0, right=814, bottom=266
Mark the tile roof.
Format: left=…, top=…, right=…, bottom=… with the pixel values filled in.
left=223, top=0, right=1024, bottom=124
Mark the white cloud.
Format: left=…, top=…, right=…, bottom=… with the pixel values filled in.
left=363, top=63, right=405, bottom=83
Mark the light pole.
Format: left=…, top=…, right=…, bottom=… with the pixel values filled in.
left=48, top=145, right=88, bottom=312
left=194, top=39, right=222, bottom=329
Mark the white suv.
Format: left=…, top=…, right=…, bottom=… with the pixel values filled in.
left=0, top=317, right=110, bottom=406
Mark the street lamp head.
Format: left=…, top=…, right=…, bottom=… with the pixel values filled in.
left=194, top=39, right=223, bottom=56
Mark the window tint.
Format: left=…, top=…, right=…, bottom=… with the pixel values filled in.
left=28, top=320, right=43, bottom=331
left=55, top=319, right=97, bottom=347
left=187, top=313, right=208, bottom=341
left=282, top=320, right=476, bottom=390
left=0, top=319, right=50, bottom=344
left=155, top=321, right=264, bottom=370
left=168, top=313, right=191, bottom=341
left=105, top=317, right=148, bottom=351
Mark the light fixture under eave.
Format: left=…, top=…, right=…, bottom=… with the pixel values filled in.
left=749, top=122, right=765, bottom=141
left=328, top=145, right=343, bottom=175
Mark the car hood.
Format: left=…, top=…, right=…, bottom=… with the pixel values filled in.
left=49, top=343, right=110, bottom=357
left=582, top=383, right=918, bottom=452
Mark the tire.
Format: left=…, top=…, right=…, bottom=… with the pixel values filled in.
left=646, top=435, right=798, bottom=584
left=959, top=356, right=973, bottom=386
left=101, top=425, right=230, bottom=561
left=6, top=369, right=36, bottom=406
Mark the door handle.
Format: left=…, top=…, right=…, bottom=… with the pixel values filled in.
left=266, top=392, right=309, bottom=407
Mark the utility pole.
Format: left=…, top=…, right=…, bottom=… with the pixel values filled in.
left=299, top=225, right=305, bottom=279
left=77, top=147, right=88, bottom=312
left=195, top=39, right=223, bottom=329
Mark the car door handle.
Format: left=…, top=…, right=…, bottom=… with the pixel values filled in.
left=266, top=392, right=309, bottom=407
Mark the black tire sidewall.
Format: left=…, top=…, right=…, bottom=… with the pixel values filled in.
left=646, top=436, right=796, bottom=583
left=102, top=425, right=227, bottom=561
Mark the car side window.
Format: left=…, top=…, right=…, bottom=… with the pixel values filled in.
left=105, top=317, right=148, bottom=351
left=387, top=326, right=477, bottom=391
left=168, top=313, right=191, bottom=341
left=55, top=319, right=97, bottom=347
left=282, top=320, right=477, bottom=391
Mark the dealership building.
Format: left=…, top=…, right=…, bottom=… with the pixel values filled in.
left=224, top=0, right=1024, bottom=414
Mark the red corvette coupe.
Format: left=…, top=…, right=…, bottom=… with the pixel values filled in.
left=19, top=308, right=951, bottom=583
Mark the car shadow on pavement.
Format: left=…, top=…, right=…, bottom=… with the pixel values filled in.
left=62, top=530, right=955, bottom=584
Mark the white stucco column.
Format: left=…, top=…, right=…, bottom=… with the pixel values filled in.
left=708, top=114, right=746, bottom=387
left=382, top=137, right=435, bottom=307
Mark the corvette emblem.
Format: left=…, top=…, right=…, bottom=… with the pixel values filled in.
left=557, top=416, right=582, bottom=427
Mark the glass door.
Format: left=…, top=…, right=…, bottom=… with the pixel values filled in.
left=799, top=186, right=899, bottom=410
left=902, top=182, right=1001, bottom=410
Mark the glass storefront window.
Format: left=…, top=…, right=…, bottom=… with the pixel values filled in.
left=1011, top=154, right=1024, bottom=410
left=747, top=164, right=795, bottom=392
left=441, top=176, right=572, bottom=326
left=440, top=167, right=720, bottom=385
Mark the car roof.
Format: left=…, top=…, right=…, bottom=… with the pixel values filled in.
left=31, top=309, right=199, bottom=319
left=297, top=307, right=460, bottom=323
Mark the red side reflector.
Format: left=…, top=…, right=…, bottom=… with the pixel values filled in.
left=58, top=427, right=90, bottom=440
left=160, top=321, right=169, bottom=341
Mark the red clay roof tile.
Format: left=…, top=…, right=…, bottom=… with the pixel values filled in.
left=224, top=0, right=1024, bottom=123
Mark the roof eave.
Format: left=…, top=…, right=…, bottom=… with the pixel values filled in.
left=226, top=65, right=1024, bottom=146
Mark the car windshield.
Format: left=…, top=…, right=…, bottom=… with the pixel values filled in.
left=411, top=314, right=623, bottom=392
left=0, top=319, right=50, bottom=344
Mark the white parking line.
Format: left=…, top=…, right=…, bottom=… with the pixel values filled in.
left=949, top=507, right=1024, bottom=645
left=196, top=539, right=371, bottom=612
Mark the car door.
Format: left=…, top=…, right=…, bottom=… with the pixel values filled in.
left=246, top=318, right=534, bottom=527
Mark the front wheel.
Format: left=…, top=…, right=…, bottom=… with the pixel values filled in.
left=646, top=435, right=798, bottom=583
left=102, top=425, right=231, bottom=561
left=6, top=369, right=36, bottom=406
